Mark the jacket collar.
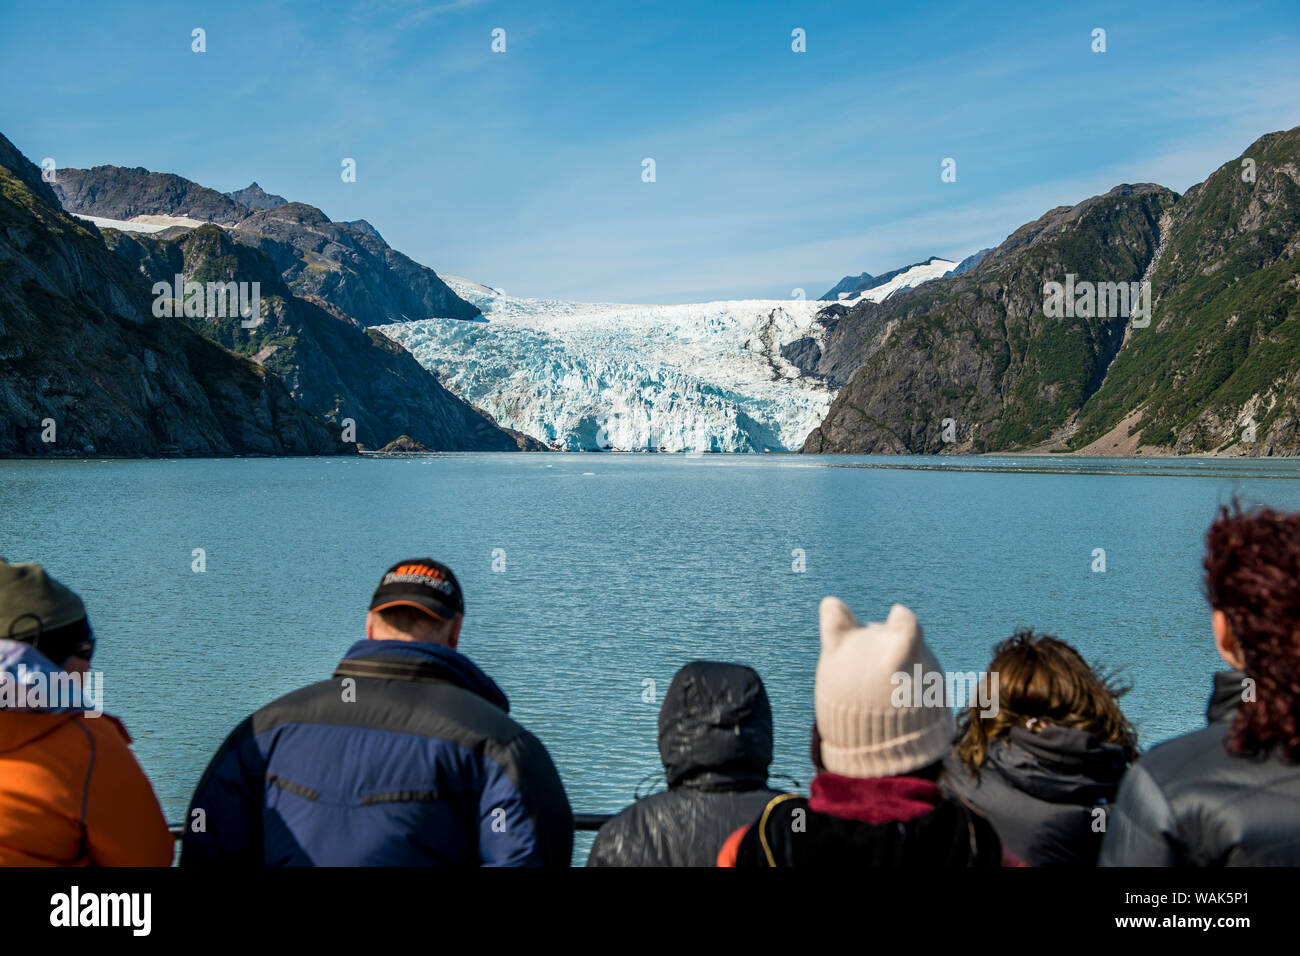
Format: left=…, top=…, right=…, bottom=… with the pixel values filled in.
left=808, top=772, right=942, bottom=823
left=981, top=725, right=1128, bottom=803
left=1207, top=669, right=1246, bottom=724
left=339, top=640, right=510, bottom=712
left=0, top=639, right=93, bottom=715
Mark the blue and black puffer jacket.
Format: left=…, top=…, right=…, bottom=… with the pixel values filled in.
left=181, top=640, right=573, bottom=866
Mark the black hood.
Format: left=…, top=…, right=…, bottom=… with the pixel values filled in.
left=982, top=725, right=1128, bottom=805
left=658, top=661, right=773, bottom=790
left=1207, top=669, right=1246, bottom=725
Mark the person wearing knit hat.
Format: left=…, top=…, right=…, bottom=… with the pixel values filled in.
left=0, top=559, right=96, bottom=671
left=719, top=597, right=1011, bottom=867
left=814, top=599, right=955, bottom=778
left=0, top=559, right=173, bottom=866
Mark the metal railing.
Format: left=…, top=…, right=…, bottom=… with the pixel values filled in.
left=168, top=813, right=611, bottom=840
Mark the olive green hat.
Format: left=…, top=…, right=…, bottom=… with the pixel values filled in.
left=0, top=558, right=88, bottom=643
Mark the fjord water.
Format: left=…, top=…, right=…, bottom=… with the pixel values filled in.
left=3, top=454, right=1299, bottom=862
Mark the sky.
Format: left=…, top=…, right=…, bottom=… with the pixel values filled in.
left=2, top=0, right=1298, bottom=303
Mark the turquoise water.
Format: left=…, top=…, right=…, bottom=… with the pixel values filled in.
left=3, top=453, right=1299, bottom=862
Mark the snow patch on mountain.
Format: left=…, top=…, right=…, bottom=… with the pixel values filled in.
left=74, top=213, right=208, bottom=233
left=382, top=281, right=838, bottom=452
left=836, top=257, right=958, bottom=304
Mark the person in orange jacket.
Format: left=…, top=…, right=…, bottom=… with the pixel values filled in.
left=0, top=559, right=173, bottom=866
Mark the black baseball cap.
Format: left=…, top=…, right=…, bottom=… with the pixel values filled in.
left=369, top=559, right=464, bottom=623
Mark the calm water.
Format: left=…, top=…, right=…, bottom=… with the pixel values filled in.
left=3, top=453, right=1299, bottom=863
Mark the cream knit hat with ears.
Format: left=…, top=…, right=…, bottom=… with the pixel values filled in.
left=815, top=597, right=954, bottom=778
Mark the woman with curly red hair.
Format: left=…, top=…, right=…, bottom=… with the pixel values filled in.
left=1101, top=502, right=1300, bottom=866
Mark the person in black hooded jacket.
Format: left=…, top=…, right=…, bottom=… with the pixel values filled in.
left=587, top=661, right=783, bottom=867
left=1100, top=504, right=1300, bottom=867
left=945, top=629, right=1138, bottom=866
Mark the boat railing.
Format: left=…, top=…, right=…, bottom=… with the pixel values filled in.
left=167, top=813, right=612, bottom=840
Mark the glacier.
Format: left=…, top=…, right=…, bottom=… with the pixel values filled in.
left=385, top=258, right=961, bottom=453
left=381, top=279, right=840, bottom=453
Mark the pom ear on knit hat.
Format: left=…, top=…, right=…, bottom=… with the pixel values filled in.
left=814, top=597, right=954, bottom=779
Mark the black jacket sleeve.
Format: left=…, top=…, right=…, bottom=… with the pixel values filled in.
left=180, top=717, right=266, bottom=866
left=480, top=729, right=574, bottom=867
left=1098, top=761, right=1181, bottom=866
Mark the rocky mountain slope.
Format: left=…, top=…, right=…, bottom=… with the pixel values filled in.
left=801, top=127, right=1300, bottom=456
left=51, top=166, right=480, bottom=326
left=800, top=185, right=1175, bottom=452
left=1070, top=128, right=1300, bottom=456
left=230, top=201, right=480, bottom=327
left=951, top=248, right=992, bottom=276
left=225, top=182, right=286, bottom=209
left=52, top=165, right=249, bottom=225
left=821, top=269, right=877, bottom=301
left=104, top=225, right=541, bottom=451
left=0, top=135, right=348, bottom=457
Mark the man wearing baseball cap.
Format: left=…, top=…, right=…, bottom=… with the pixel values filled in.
left=0, top=559, right=173, bottom=866
left=182, top=559, right=573, bottom=866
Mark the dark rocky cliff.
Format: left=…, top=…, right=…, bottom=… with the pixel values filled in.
left=104, top=224, right=542, bottom=451
left=801, top=185, right=1177, bottom=453
left=0, top=135, right=349, bottom=457
left=802, top=128, right=1300, bottom=457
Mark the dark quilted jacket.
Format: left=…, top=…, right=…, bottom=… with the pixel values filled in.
left=1100, top=670, right=1300, bottom=866
left=944, top=725, right=1129, bottom=866
left=587, top=661, right=782, bottom=867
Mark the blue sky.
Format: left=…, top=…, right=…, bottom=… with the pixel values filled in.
left=2, top=0, right=1298, bottom=302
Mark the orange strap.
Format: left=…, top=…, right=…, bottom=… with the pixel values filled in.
left=716, top=825, right=747, bottom=867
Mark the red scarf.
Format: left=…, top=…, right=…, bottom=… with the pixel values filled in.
left=807, top=772, right=943, bottom=823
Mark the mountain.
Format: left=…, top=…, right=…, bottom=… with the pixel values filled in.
left=951, top=248, right=992, bottom=276
left=51, top=166, right=480, bottom=325
left=52, top=165, right=248, bottom=225
left=800, top=184, right=1176, bottom=452
left=229, top=201, right=479, bottom=327
left=0, top=135, right=348, bottom=457
left=385, top=279, right=835, bottom=452
left=800, top=126, right=1300, bottom=456
left=819, top=257, right=958, bottom=301
left=102, top=225, right=541, bottom=451
left=341, top=219, right=384, bottom=242
left=821, top=271, right=874, bottom=301
left=224, top=182, right=287, bottom=209
left=1069, top=128, right=1300, bottom=455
